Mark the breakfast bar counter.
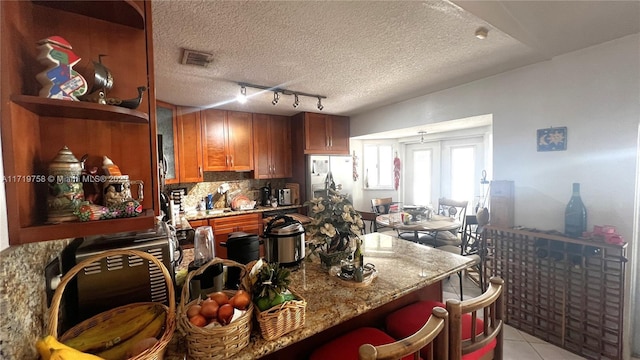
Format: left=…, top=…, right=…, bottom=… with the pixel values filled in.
left=166, top=233, right=473, bottom=359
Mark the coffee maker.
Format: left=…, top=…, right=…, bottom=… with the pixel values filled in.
left=260, top=183, right=271, bottom=206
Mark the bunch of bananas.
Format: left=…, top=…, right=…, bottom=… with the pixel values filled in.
left=37, top=303, right=165, bottom=360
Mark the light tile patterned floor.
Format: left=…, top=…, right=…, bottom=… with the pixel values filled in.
left=441, top=275, right=588, bottom=360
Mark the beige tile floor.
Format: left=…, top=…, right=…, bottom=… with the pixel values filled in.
left=441, top=275, right=587, bottom=360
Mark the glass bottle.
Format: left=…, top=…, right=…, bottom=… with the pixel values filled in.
left=353, top=238, right=364, bottom=282
left=564, top=183, right=587, bottom=238
left=353, top=238, right=363, bottom=269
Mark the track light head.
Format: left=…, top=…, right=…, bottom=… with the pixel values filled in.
left=236, top=85, right=247, bottom=104
left=293, top=94, right=299, bottom=108
left=272, top=91, right=280, bottom=105
left=317, top=97, right=324, bottom=111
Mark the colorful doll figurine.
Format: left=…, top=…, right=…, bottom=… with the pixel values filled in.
left=36, top=36, right=88, bottom=100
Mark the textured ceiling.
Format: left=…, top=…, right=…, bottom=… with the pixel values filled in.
left=152, top=1, right=639, bottom=120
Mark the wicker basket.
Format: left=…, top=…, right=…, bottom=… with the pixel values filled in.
left=48, top=249, right=176, bottom=360
left=177, top=258, right=253, bottom=360
left=254, top=287, right=306, bottom=341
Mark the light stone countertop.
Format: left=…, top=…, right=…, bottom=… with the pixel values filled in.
left=166, top=232, right=473, bottom=359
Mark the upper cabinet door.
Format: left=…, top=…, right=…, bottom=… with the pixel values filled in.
left=327, top=115, right=350, bottom=154
left=201, top=108, right=228, bottom=171
left=304, top=113, right=330, bottom=153
left=269, top=115, right=292, bottom=178
left=177, top=107, right=203, bottom=182
left=156, top=101, right=179, bottom=184
left=253, top=114, right=291, bottom=179
left=253, top=114, right=272, bottom=179
left=226, top=111, right=254, bottom=171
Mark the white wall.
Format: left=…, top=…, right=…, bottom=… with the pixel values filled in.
left=352, top=34, right=639, bottom=240
left=351, top=34, right=640, bottom=357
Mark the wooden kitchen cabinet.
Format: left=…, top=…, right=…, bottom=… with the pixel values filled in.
left=177, top=107, right=204, bottom=183
left=208, top=213, right=263, bottom=259
left=299, top=112, right=350, bottom=154
left=253, top=114, right=292, bottom=179
left=202, top=109, right=254, bottom=172
left=156, top=101, right=180, bottom=184
left=0, top=0, right=157, bottom=244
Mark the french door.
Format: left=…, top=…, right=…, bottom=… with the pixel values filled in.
left=405, top=136, right=485, bottom=210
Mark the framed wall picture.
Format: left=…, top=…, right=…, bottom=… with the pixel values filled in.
left=537, top=127, right=567, bottom=152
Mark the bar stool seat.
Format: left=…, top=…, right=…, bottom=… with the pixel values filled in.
left=385, top=300, right=495, bottom=360
left=309, top=327, right=416, bottom=360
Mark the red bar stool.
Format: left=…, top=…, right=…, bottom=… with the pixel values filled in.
left=310, top=307, right=448, bottom=360
left=385, top=277, right=504, bottom=360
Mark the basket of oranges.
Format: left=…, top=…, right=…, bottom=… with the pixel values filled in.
left=177, top=258, right=253, bottom=360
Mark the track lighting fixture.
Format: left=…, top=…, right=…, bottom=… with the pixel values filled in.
left=418, top=130, right=427, bottom=143
left=236, top=82, right=326, bottom=110
left=236, top=85, right=247, bottom=104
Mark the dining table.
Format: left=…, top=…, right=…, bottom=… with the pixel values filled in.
left=375, top=213, right=462, bottom=242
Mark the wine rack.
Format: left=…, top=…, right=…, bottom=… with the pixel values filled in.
left=483, top=226, right=627, bottom=359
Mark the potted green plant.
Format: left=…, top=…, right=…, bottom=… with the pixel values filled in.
left=304, top=194, right=364, bottom=268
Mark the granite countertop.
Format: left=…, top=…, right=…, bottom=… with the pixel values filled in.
left=184, top=205, right=303, bottom=221
left=165, top=232, right=473, bottom=359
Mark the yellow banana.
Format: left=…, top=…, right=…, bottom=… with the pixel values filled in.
left=62, top=303, right=162, bottom=353
left=96, top=312, right=165, bottom=360
left=49, top=348, right=105, bottom=360
left=36, top=335, right=104, bottom=360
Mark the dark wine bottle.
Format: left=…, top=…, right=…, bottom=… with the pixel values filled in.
left=564, top=183, right=587, bottom=238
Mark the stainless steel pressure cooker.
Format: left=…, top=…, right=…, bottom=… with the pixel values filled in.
left=263, top=215, right=305, bottom=266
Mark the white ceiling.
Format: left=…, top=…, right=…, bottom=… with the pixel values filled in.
left=152, top=0, right=639, bottom=136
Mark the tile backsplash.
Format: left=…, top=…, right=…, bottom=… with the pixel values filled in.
left=166, top=172, right=285, bottom=211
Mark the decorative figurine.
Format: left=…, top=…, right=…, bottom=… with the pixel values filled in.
left=36, top=36, right=88, bottom=101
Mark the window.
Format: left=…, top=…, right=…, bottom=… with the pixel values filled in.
left=363, top=143, right=393, bottom=189
left=450, top=146, right=475, bottom=203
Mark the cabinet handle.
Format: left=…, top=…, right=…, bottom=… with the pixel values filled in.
left=272, top=164, right=275, bottom=174
left=199, top=166, right=202, bottom=177
left=229, top=155, right=233, bottom=167
left=329, top=136, right=333, bottom=147
left=326, top=136, right=329, bottom=148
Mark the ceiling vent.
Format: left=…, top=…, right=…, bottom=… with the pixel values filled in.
left=181, top=48, right=213, bottom=67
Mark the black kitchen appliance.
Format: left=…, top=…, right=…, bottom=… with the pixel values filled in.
left=221, top=232, right=261, bottom=289
left=260, top=183, right=271, bottom=206
left=51, top=222, right=181, bottom=331
left=263, top=215, right=305, bottom=267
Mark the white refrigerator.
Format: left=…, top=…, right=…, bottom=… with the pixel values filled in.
left=307, top=155, right=354, bottom=203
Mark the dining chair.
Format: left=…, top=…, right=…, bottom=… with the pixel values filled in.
left=309, top=307, right=449, bottom=360
left=359, top=210, right=378, bottom=233
left=371, top=197, right=393, bottom=232
left=385, top=277, right=504, bottom=360
left=437, top=207, right=489, bottom=299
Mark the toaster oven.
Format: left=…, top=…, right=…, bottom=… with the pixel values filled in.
left=55, top=223, right=180, bottom=329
